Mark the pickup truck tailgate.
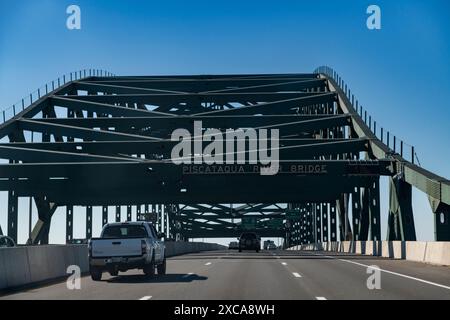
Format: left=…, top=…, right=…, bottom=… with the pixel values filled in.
left=91, top=239, right=143, bottom=258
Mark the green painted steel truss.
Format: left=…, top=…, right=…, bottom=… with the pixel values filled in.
left=0, top=69, right=448, bottom=245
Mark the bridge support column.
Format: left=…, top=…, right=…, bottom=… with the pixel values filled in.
left=337, top=194, right=352, bottom=240
left=322, top=203, right=329, bottom=242
left=351, top=187, right=362, bottom=241
left=102, top=206, right=108, bottom=226
left=369, top=179, right=381, bottom=241
left=29, top=197, right=58, bottom=245
left=430, top=200, right=450, bottom=241
left=66, top=205, right=73, bottom=243
left=359, top=188, right=370, bottom=240
left=127, top=205, right=132, bottom=222
left=7, top=188, right=18, bottom=244
left=435, top=207, right=450, bottom=241
left=306, top=204, right=314, bottom=244
left=137, top=205, right=142, bottom=221
left=115, top=206, right=121, bottom=222
left=300, top=205, right=307, bottom=244
left=163, top=206, right=168, bottom=236
left=7, top=131, right=26, bottom=244
left=330, top=203, right=337, bottom=241
left=387, top=177, right=416, bottom=241
left=86, top=206, right=92, bottom=239
left=314, top=203, right=322, bottom=243
left=157, top=205, right=162, bottom=233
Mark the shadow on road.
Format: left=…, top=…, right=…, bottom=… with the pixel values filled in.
left=106, top=273, right=207, bottom=284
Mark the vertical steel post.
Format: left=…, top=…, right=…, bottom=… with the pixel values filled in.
left=66, top=205, right=73, bottom=243
left=322, top=203, right=329, bottom=242
left=369, top=179, right=381, bottom=241
left=352, top=187, right=362, bottom=241
left=315, top=203, right=322, bottom=243
left=127, top=205, right=132, bottom=222
left=387, top=177, right=416, bottom=241
left=137, top=205, right=142, bottom=221
left=102, top=206, right=108, bottom=226
left=329, top=203, right=337, bottom=241
left=115, top=206, right=121, bottom=222
left=86, top=206, right=93, bottom=239
left=7, top=188, right=18, bottom=244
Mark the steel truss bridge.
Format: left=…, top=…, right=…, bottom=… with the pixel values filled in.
left=0, top=67, right=449, bottom=245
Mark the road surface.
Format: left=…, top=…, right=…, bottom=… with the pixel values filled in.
left=1, top=250, right=449, bottom=300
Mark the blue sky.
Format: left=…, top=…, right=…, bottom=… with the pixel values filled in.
left=0, top=0, right=449, bottom=244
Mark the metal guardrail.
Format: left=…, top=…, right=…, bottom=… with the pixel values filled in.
left=0, top=69, right=115, bottom=124
left=315, top=66, right=419, bottom=166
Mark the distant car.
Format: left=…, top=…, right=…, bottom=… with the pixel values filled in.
left=267, top=243, right=277, bottom=250
left=238, top=232, right=261, bottom=252
left=228, top=241, right=239, bottom=250
left=0, top=235, right=16, bottom=248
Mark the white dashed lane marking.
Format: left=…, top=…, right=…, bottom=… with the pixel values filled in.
left=139, top=296, right=152, bottom=300
left=316, top=297, right=327, bottom=300
left=292, top=272, right=302, bottom=278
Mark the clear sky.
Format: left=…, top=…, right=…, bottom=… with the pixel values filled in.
left=0, top=0, right=449, bottom=245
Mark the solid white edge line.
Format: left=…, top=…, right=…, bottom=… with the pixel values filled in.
left=292, top=272, right=302, bottom=278
left=313, top=252, right=450, bottom=291
left=139, top=296, right=152, bottom=300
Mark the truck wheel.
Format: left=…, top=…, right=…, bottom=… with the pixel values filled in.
left=143, top=255, right=155, bottom=277
left=90, top=267, right=102, bottom=281
left=157, top=258, right=167, bottom=275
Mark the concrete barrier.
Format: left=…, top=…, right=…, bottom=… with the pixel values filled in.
left=0, top=242, right=225, bottom=291
left=288, top=241, right=450, bottom=266
left=424, top=242, right=450, bottom=266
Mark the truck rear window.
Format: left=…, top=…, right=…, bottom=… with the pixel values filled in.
left=102, top=225, right=148, bottom=239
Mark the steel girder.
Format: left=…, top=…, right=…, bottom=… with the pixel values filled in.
left=0, top=71, right=447, bottom=243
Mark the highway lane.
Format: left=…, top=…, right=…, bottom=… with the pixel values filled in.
left=1, top=250, right=449, bottom=300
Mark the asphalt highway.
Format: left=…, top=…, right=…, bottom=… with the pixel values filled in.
left=1, top=250, right=450, bottom=300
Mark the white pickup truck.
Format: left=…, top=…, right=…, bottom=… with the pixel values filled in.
left=88, top=222, right=166, bottom=281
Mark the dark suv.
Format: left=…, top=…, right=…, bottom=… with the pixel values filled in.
left=238, top=232, right=261, bottom=252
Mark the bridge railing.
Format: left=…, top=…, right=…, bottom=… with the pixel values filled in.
left=315, top=66, right=420, bottom=166
left=0, top=69, right=115, bottom=125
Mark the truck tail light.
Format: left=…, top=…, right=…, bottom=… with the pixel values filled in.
left=141, top=240, right=147, bottom=255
